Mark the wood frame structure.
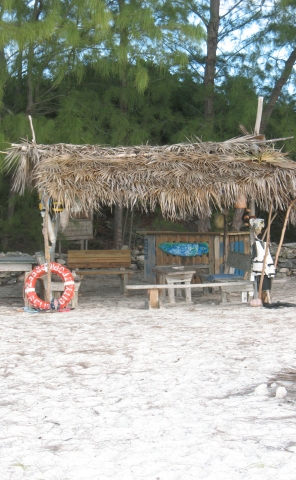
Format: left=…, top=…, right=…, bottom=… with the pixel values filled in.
left=4, top=130, right=296, bottom=304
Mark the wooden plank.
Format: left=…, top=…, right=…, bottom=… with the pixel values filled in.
left=244, top=233, right=250, bottom=254
left=71, top=261, right=130, bottom=268
left=171, top=234, right=181, bottom=266
left=79, top=252, right=125, bottom=255
left=174, top=234, right=182, bottom=266
left=68, top=250, right=130, bottom=258
left=156, top=234, right=176, bottom=267
left=0, top=255, right=35, bottom=262
left=144, top=234, right=156, bottom=283
left=155, top=234, right=164, bottom=267
left=67, top=249, right=131, bottom=269
left=126, top=281, right=253, bottom=290
left=214, top=235, right=221, bottom=274
left=220, top=284, right=254, bottom=293
left=192, top=234, right=201, bottom=266
left=69, top=255, right=130, bottom=261
left=0, top=263, right=33, bottom=272
left=137, top=231, right=250, bottom=236
left=183, top=235, right=192, bottom=267
left=208, top=235, right=214, bottom=274
left=75, top=270, right=134, bottom=275
left=69, top=256, right=130, bottom=262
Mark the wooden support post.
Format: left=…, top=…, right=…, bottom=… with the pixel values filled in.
left=43, top=197, right=51, bottom=303
left=168, top=287, right=175, bottom=304
left=221, top=291, right=228, bottom=304
left=249, top=96, right=264, bottom=237
left=119, top=273, right=129, bottom=294
left=223, top=210, right=229, bottom=273
left=50, top=212, right=60, bottom=262
left=148, top=289, right=159, bottom=308
left=24, top=272, right=30, bottom=307
left=184, top=281, right=192, bottom=303
left=128, top=206, right=134, bottom=248
left=258, top=204, right=273, bottom=301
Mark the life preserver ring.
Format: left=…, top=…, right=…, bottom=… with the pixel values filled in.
left=24, top=263, right=75, bottom=310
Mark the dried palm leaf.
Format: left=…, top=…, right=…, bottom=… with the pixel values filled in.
left=2, top=135, right=296, bottom=220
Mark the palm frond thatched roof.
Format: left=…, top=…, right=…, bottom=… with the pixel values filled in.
left=4, top=134, right=296, bottom=220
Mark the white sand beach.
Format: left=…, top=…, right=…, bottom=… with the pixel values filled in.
left=1, top=274, right=296, bottom=479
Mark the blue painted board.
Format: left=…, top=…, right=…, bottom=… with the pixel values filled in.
left=158, top=242, right=209, bottom=257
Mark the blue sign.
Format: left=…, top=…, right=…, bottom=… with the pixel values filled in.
left=158, top=242, right=209, bottom=257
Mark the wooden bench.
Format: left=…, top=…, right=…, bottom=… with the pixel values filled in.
left=125, top=281, right=254, bottom=309
left=67, top=249, right=135, bottom=294
left=199, top=250, right=254, bottom=303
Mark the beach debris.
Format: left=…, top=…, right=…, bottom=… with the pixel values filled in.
left=276, top=386, right=287, bottom=398
left=254, top=384, right=269, bottom=396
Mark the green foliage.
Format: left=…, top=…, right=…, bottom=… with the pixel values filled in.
left=150, top=217, right=188, bottom=232
left=215, top=76, right=259, bottom=138
left=0, top=179, right=43, bottom=253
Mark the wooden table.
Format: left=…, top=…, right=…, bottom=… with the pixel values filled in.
left=152, top=265, right=204, bottom=304
left=0, top=255, right=36, bottom=272
left=0, top=255, right=36, bottom=307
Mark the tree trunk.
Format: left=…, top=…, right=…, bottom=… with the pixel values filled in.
left=26, top=1, right=43, bottom=115
left=0, top=7, right=8, bottom=112
left=2, top=177, right=15, bottom=250
left=197, top=215, right=211, bottom=232
left=0, top=46, right=8, bottom=106
left=112, top=0, right=128, bottom=249
left=26, top=46, right=34, bottom=115
left=231, top=208, right=245, bottom=231
left=199, top=0, right=220, bottom=232
left=114, top=205, right=123, bottom=248
left=260, top=47, right=296, bottom=133
left=204, top=0, right=220, bottom=125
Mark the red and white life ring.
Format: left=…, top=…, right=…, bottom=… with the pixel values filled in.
left=24, top=263, right=75, bottom=310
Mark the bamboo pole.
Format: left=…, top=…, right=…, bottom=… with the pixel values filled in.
left=128, top=206, right=134, bottom=248
left=249, top=96, right=264, bottom=249
left=43, top=197, right=51, bottom=304
left=274, top=199, right=296, bottom=268
left=223, top=210, right=229, bottom=273
left=258, top=204, right=273, bottom=300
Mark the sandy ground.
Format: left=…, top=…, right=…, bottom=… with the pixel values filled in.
left=1, top=273, right=296, bottom=479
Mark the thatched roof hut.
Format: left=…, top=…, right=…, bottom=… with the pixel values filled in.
left=4, top=134, right=296, bottom=221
